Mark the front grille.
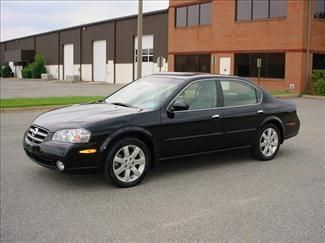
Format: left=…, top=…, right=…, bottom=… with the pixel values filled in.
left=25, top=125, right=49, bottom=145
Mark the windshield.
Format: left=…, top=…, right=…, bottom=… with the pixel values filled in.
left=105, top=76, right=184, bottom=110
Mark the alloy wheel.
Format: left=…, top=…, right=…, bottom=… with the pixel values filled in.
left=259, top=128, right=279, bottom=157
left=112, top=145, right=146, bottom=183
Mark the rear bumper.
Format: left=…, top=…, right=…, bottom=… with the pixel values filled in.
left=23, top=136, right=104, bottom=171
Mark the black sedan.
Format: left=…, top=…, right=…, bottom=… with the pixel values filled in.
left=23, top=73, right=300, bottom=187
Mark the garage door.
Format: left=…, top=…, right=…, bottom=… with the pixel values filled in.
left=63, top=44, right=74, bottom=80
left=93, top=40, right=107, bottom=82
left=134, top=35, right=154, bottom=78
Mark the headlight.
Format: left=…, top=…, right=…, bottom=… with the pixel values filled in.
left=52, top=128, right=91, bottom=143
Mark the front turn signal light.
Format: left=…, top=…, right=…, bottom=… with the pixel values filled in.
left=79, top=149, right=97, bottom=154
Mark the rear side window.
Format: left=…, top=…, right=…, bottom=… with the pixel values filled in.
left=220, top=80, right=261, bottom=107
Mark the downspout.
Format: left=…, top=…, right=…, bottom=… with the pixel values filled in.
left=80, top=27, right=82, bottom=81
left=305, top=0, right=312, bottom=92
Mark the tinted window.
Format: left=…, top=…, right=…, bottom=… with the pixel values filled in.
left=175, top=80, right=217, bottom=110
left=200, top=3, right=212, bottom=24
left=236, top=0, right=252, bottom=20
left=313, top=54, right=325, bottom=70
left=250, top=53, right=267, bottom=78
left=176, top=7, right=187, bottom=27
left=270, top=0, right=287, bottom=17
left=268, top=53, right=285, bottom=78
left=236, top=0, right=287, bottom=21
left=174, top=55, right=211, bottom=73
left=253, top=0, right=269, bottom=19
left=188, top=5, right=199, bottom=26
left=235, top=53, right=285, bottom=79
left=221, top=80, right=259, bottom=107
left=187, top=55, right=199, bottom=72
left=175, top=55, right=187, bottom=72
left=235, top=54, right=250, bottom=77
left=314, top=0, right=325, bottom=18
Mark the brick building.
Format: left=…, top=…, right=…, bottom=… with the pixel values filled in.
left=168, top=0, right=325, bottom=93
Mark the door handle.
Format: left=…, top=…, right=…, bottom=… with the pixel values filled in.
left=212, top=114, right=221, bottom=119
left=257, top=110, right=264, bottom=114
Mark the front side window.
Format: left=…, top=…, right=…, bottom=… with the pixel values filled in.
left=174, top=80, right=217, bottom=110
left=314, top=0, right=325, bottom=18
left=236, top=0, right=287, bottom=21
left=220, top=80, right=261, bottom=107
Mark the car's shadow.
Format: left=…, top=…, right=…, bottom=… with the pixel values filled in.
left=31, top=148, right=264, bottom=189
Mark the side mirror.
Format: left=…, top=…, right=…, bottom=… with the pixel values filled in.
left=171, top=100, right=189, bottom=112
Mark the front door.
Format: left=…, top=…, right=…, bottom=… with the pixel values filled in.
left=160, top=79, right=223, bottom=158
left=219, top=57, right=231, bottom=75
left=63, top=44, right=74, bottom=80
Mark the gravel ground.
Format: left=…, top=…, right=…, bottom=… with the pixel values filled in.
left=0, top=98, right=324, bottom=242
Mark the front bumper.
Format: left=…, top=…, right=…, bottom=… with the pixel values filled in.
left=23, top=135, right=104, bottom=171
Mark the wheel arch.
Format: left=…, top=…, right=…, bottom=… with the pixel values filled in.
left=259, top=116, right=285, bottom=143
left=99, top=126, right=158, bottom=167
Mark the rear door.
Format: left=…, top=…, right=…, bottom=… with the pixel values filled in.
left=160, top=79, right=223, bottom=157
left=218, top=78, right=264, bottom=148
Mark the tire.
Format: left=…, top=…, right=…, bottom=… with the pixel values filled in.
left=251, top=124, right=281, bottom=161
left=103, top=137, right=150, bottom=187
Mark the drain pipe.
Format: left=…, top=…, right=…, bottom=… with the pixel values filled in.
left=305, top=0, right=312, bottom=92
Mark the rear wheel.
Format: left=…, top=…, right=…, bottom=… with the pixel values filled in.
left=104, top=137, right=150, bottom=187
left=252, top=124, right=280, bottom=161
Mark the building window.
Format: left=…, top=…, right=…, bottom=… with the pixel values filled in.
left=313, top=54, right=325, bottom=70
left=175, top=55, right=211, bottom=72
left=236, top=0, right=287, bottom=21
left=314, top=0, right=325, bottom=19
left=135, top=48, right=154, bottom=62
left=176, top=7, right=187, bottom=27
left=235, top=53, right=285, bottom=79
left=175, top=2, right=211, bottom=27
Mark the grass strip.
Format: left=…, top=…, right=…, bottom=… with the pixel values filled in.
left=0, top=96, right=104, bottom=108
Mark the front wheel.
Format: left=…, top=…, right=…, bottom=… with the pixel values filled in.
left=251, top=124, right=280, bottom=161
left=104, top=137, right=150, bottom=187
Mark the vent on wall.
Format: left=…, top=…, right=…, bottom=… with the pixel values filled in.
left=66, top=75, right=80, bottom=81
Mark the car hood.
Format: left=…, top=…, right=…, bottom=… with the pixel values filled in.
left=32, top=103, right=141, bottom=132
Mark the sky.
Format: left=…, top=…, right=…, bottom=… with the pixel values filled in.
left=0, top=0, right=169, bottom=41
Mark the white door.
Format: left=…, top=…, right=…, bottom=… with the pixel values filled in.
left=219, top=57, right=231, bottom=75
left=9, top=61, right=15, bottom=76
left=93, top=40, right=107, bottom=82
left=63, top=44, right=74, bottom=80
left=134, top=35, right=154, bottom=78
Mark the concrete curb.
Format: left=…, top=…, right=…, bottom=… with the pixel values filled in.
left=1, top=105, right=67, bottom=113
left=302, top=95, right=325, bottom=100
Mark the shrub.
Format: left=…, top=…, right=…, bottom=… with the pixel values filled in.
left=2, top=65, right=12, bottom=78
left=0, top=66, right=2, bottom=77
left=311, top=70, right=325, bottom=96
left=22, top=64, right=32, bottom=78
left=30, top=54, right=47, bottom=78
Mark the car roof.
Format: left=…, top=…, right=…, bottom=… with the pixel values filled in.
left=151, top=72, right=241, bottom=80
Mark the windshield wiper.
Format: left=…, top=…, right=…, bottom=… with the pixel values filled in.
left=110, top=102, right=137, bottom=109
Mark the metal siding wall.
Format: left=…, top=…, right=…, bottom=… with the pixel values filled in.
left=115, top=12, right=168, bottom=64
left=60, top=28, right=80, bottom=65
left=35, top=33, right=59, bottom=65
left=81, top=22, right=115, bottom=64
left=0, top=43, right=5, bottom=65
left=5, top=37, right=34, bottom=51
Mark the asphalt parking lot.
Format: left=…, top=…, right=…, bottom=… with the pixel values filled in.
left=0, top=78, right=123, bottom=98
left=1, top=98, right=324, bottom=242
